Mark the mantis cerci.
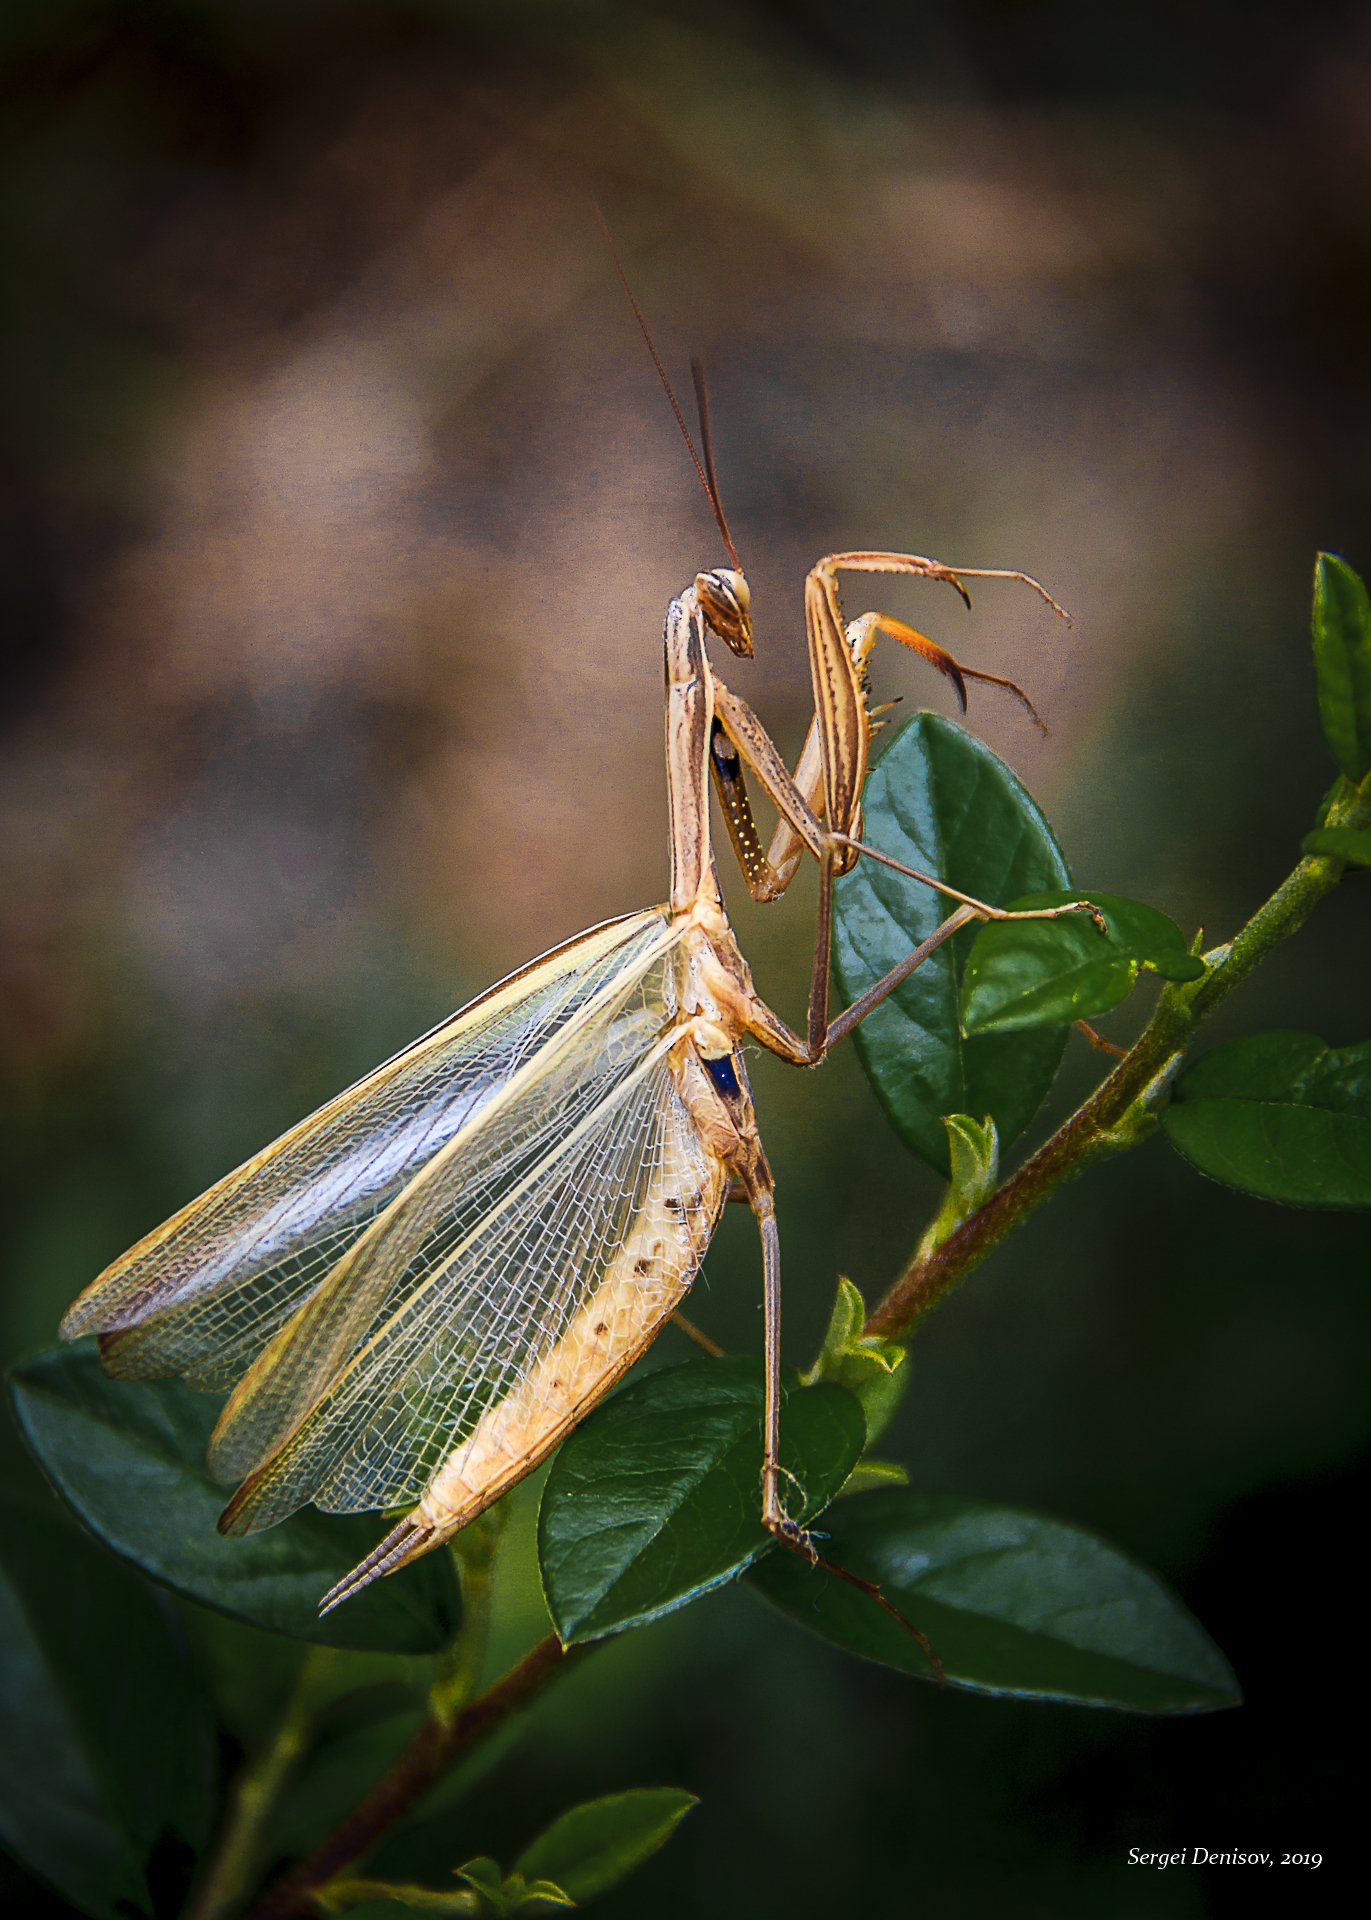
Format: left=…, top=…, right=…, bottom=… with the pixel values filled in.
left=59, top=317, right=1101, bottom=1620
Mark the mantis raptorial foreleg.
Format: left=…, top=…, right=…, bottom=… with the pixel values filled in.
left=700, top=551, right=1101, bottom=1061
left=712, top=549, right=1066, bottom=903
left=794, top=551, right=1064, bottom=870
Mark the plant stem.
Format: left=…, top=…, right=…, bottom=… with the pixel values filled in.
left=188, top=1648, right=331, bottom=1920
left=865, top=773, right=1371, bottom=1343
left=429, top=1507, right=506, bottom=1727
left=245, top=1635, right=584, bottom=1920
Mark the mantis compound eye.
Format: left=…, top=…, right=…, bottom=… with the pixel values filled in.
left=696, top=568, right=753, bottom=657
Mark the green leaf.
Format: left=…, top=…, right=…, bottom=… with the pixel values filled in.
left=513, top=1882, right=576, bottom=1914
left=1302, top=824, right=1371, bottom=867
left=916, top=1114, right=999, bottom=1258
left=515, top=1788, right=698, bottom=1904
left=11, top=1346, right=459, bottom=1652
left=539, top=1359, right=864, bottom=1645
left=962, top=891, right=1204, bottom=1036
left=456, top=1857, right=509, bottom=1910
left=455, top=1860, right=576, bottom=1917
left=511, top=1883, right=575, bottom=1915
left=747, top=1490, right=1239, bottom=1714
left=802, top=1277, right=907, bottom=1443
left=457, top=1857, right=505, bottom=1893
left=833, top=714, right=1074, bottom=1172
left=941, top=1112, right=999, bottom=1208
left=0, top=1495, right=215, bottom=1917
left=1312, top=552, right=1371, bottom=779
left=1162, top=1031, right=1371, bottom=1207
left=835, top=1458, right=909, bottom=1496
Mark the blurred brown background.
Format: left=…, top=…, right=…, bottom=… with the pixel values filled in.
left=3, top=3, right=1369, bottom=1915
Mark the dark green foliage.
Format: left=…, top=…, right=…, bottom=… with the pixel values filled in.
left=538, top=1359, right=864, bottom=1644
left=747, top=1490, right=1240, bottom=1713
left=0, top=1497, right=214, bottom=1917
left=11, top=1346, right=460, bottom=1652
left=832, top=714, right=1073, bottom=1173
left=1162, top=1032, right=1371, bottom=1207
left=961, top=891, right=1204, bottom=1035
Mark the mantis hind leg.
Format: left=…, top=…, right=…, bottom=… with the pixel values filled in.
left=737, top=1169, right=812, bottom=1548
left=740, top=1160, right=944, bottom=1678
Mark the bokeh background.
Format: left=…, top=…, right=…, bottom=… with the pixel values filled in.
left=3, top=2, right=1370, bottom=1914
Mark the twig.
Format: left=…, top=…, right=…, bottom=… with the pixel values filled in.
left=430, top=1507, right=507, bottom=1727
left=189, top=1649, right=331, bottom=1920
left=244, top=1636, right=583, bottom=1920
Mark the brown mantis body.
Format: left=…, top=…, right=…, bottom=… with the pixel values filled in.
left=61, top=512, right=1097, bottom=1615
left=60, top=225, right=1101, bottom=1606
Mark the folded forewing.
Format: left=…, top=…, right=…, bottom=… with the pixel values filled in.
left=219, top=1038, right=722, bottom=1530
left=62, top=910, right=673, bottom=1389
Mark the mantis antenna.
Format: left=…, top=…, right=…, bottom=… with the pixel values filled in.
left=593, top=199, right=743, bottom=572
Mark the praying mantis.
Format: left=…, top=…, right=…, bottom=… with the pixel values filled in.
left=59, top=332, right=1101, bottom=1617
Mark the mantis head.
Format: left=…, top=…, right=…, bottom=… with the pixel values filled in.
left=695, top=568, right=753, bottom=657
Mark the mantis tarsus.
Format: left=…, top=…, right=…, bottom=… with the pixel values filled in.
left=59, top=336, right=1101, bottom=1623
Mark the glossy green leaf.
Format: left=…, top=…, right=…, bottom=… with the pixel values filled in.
left=747, top=1490, right=1239, bottom=1714
left=1301, top=824, right=1371, bottom=867
left=1312, top=552, right=1371, bottom=779
left=515, top=1788, right=699, bottom=1904
left=802, top=1277, right=907, bottom=1442
left=1162, top=1031, right=1371, bottom=1207
left=11, top=1346, right=459, bottom=1652
left=833, top=714, right=1073, bottom=1173
left=962, top=891, right=1204, bottom=1036
left=0, top=1496, right=215, bottom=1917
left=539, top=1358, right=864, bottom=1645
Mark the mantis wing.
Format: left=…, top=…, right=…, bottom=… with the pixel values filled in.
left=62, top=910, right=675, bottom=1394
left=217, top=1027, right=725, bottom=1534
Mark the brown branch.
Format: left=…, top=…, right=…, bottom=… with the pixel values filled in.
left=863, top=1001, right=1180, bottom=1339
left=244, top=1635, right=584, bottom=1920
